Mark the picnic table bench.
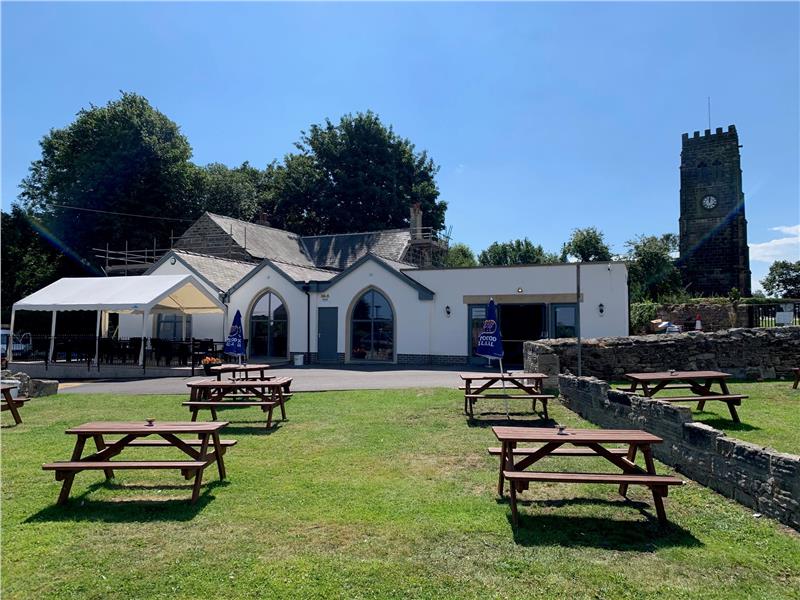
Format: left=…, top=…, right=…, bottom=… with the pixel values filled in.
left=185, top=378, right=292, bottom=429
left=460, top=372, right=553, bottom=419
left=620, top=370, right=748, bottom=423
left=42, top=420, right=233, bottom=505
left=1, top=383, right=28, bottom=425
left=492, top=426, right=683, bottom=527
left=210, top=363, right=271, bottom=381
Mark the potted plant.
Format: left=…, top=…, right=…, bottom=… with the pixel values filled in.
left=201, top=356, right=222, bottom=375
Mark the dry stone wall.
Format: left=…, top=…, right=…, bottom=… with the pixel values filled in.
left=558, top=375, right=799, bottom=531
left=525, top=327, right=800, bottom=382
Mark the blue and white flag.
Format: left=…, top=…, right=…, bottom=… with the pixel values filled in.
left=476, top=299, right=504, bottom=359
left=224, top=310, right=245, bottom=356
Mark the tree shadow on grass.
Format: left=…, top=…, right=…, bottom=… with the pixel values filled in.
left=504, top=497, right=702, bottom=551
left=24, top=480, right=229, bottom=523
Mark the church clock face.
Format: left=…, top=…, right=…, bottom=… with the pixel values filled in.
left=701, top=195, right=718, bottom=210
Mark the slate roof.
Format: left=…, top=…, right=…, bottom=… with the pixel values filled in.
left=301, top=229, right=412, bottom=270
left=205, top=213, right=313, bottom=267
left=171, top=251, right=258, bottom=292
left=270, top=260, right=337, bottom=283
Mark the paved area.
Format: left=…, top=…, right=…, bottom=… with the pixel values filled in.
left=57, top=366, right=476, bottom=394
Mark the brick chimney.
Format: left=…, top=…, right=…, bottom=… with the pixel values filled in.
left=409, top=203, right=422, bottom=239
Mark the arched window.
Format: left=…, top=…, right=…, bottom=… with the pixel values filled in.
left=249, top=291, right=288, bottom=359
left=350, top=289, right=394, bottom=361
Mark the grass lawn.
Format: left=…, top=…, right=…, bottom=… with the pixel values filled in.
left=2, top=389, right=799, bottom=599
left=623, top=381, right=800, bottom=455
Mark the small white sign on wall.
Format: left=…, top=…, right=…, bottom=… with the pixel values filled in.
left=320, top=293, right=330, bottom=302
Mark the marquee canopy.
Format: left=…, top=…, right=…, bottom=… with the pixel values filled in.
left=12, top=275, right=224, bottom=314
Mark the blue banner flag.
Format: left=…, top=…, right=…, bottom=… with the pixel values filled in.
left=224, top=309, right=245, bottom=356
left=475, top=299, right=504, bottom=359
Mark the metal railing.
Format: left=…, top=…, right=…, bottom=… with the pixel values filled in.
left=745, top=302, right=800, bottom=328
left=9, top=335, right=229, bottom=375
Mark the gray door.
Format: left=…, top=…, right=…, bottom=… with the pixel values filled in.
left=317, top=307, right=338, bottom=361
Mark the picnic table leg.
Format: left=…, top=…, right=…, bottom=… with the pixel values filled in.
left=3, top=389, right=23, bottom=425
left=463, top=380, right=471, bottom=415
left=641, top=444, right=668, bottom=526
left=726, top=401, right=741, bottom=424
left=191, top=434, right=210, bottom=503
left=509, top=479, right=519, bottom=527
left=618, top=444, right=639, bottom=497
left=92, top=435, right=115, bottom=480
left=277, top=388, right=287, bottom=420
left=57, top=435, right=87, bottom=505
left=212, top=432, right=226, bottom=480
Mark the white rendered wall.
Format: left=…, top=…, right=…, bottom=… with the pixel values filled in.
left=226, top=263, right=309, bottom=358
left=318, top=259, right=432, bottom=361
left=407, top=262, right=628, bottom=357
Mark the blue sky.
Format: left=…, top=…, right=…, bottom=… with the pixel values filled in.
left=3, top=1, right=798, bottom=290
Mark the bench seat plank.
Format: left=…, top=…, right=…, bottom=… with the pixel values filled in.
left=502, top=470, right=683, bottom=486
left=44, top=460, right=204, bottom=470
left=106, top=439, right=237, bottom=447
left=183, top=401, right=277, bottom=408
left=466, top=394, right=553, bottom=400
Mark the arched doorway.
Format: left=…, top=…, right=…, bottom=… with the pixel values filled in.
left=249, top=291, right=288, bottom=361
left=350, top=288, right=394, bottom=361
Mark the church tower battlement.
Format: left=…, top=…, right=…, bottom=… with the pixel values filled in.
left=678, top=124, right=751, bottom=296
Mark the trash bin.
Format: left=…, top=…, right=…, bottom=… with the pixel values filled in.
left=293, top=354, right=304, bottom=367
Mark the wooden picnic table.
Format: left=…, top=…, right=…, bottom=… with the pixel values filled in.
left=210, top=363, right=271, bottom=381
left=1, top=383, right=26, bottom=425
left=185, top=378, right=292, bottom=429
left=492, top=426, right=683, bottom=527
left=42, top=420, right=234, bottom=505
left=459, top=372, right=552, bottom=419
left=622, top=370, right=748, bottom=423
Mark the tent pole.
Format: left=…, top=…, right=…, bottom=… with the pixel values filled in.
left=95, top=310, right=102, bottom=370
left=48, top=311, right=57, bottom=363
left=181, top=314, right=187, bottom=341
left=576, top=263, right=582, bottom=377
left=8, top=308, right=16, bottom=362
left=139, top=310, right=149, bottom=366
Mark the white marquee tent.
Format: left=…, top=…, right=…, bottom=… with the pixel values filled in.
left=10, top=275, right=224, bottom=364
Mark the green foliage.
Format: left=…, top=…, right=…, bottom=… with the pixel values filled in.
left=625, top=233, right=684, bottom=302
left=191, top=162, right=264, bottom=221
left=478, top=238, right=561, bottom=266
left=0, top=207, right=63, bottom=321
left=262, top=111, right=446, bottom=235
left=761, top=260, right=800, bottom=298
left=629, top=301, right=659, bottom=334
left=443, top=243, right=477, bottom=267
left=561, top=227, right=612, bottom=262
left=19, top=92, right=197, bottom=262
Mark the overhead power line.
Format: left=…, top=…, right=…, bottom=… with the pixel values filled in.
left=51, top=203, right=194, bottom=223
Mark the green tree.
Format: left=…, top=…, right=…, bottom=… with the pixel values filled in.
left=19, top=92, right=197, bottom=265
left=561, top=227, right=612, bottom=262
left=443, top=243, right=477, bottom=267
left=193, top=162, right=264, bottom=221
left=1, top=207, right=63, bottom=322
left=478, top=238, right=561, bottom=266
left=262, top=111, right=446, bottom=235
left=625, top=233, right=684, bottom=302
left=761, top=260, right=800, bottom=298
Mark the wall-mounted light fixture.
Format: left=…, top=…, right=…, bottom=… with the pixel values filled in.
left=517, top=287, right=523, bottom=293
left=445, top=305, right=451, bottom=317
left=598, top=303, right=605, bottom=315
left=170, top=257, right=177, bottom=265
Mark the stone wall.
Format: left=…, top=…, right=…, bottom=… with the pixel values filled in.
left=525, top=327, right=800, bottom=381
left=558, top=375, right=799, bottom=530
left=639, top=302, right=749, bottom=334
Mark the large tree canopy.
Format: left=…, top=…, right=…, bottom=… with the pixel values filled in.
left=443, top=243, right=478, bottom=267
left=191, top=162, right=265, bottom=222
left=626, top=233, right=684, bottom=302
left=561, top=227, right=612, bottom=262
left=262, top=111, right=446, bottom=235
left=761, top=260, right=800, bottom=298
left=478, top=238, right=561, bottom=266
left=19, top=92, right=197, bottom=266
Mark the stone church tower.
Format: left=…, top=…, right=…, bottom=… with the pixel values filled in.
left=678, top=125, right=751, bottom=296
